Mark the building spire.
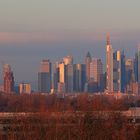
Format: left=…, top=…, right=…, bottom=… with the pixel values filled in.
left=106, top=34, right=111, bottom=45
left=86, top=51, right=91, bottom=58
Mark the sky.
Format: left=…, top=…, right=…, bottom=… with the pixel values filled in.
left=0, top=0, right=140, bottom=90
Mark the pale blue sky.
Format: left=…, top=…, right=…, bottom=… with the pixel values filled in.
left=0, top=0, right=140, bottom=89
left=0, top=0, right=140, bottom=32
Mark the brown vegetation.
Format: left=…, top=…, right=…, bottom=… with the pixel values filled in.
left=0, top=93, right=135, bottom=112
left=0, top=93, right=139, bottom=139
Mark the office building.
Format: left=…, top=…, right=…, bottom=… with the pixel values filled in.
left=63, top=55, right=73, bottom=65
left=88, top=80, right=98, bottom=93
left=89, top=58, right=103, bottom=88
left=58, top=62, right=65, bottom=83
left=85, top=52, right=91, bottom=82
left=52, top=62, right=59, bottom=93
left=125, top=59, right=134, bottom=85
left=73, top=64, right=86, bottom=92
left=100, top=73, right=106, bottom=92
left=121, top=50, right=126, bottom=92
left=113, top=51, right=121, bottom=92
left=138, top=46, right=140, bottom=83
left=3, top=64, right=14, bottom=93
left=38, top=59, right=52, bottom=93
left=65, top=64, right=73, bottom=92
left=74, top=64, right=82, bottom=92
left=19, top=83, right=31, bottom=94
left=62, top=56, right=74, bottom=93
left=134, top=52, right=138, bottom=82
left=57, top=62, right=66, bottom=93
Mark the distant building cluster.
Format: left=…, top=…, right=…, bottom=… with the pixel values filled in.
left=0, top=64, right=31, bottom=94
left=106, top=35, right=140, bottom=94
left=37, top=35, right=140, bottom=94
left=1, top=35, right=140, bottom=95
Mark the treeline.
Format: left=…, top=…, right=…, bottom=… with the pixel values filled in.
left=0, top=93, right=138, bottom=112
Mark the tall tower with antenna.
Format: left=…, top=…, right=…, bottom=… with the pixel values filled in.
left=106, top=34, right=113, bottom=92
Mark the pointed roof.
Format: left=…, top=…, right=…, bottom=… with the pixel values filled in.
left=106, top=34, right=111, bottom=45
left=86, top=51, right=91, bottom=58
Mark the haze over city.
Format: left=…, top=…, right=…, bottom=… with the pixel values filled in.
left=0, top=0, right=140, bottom=90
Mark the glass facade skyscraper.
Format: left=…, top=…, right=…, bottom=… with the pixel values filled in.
left=38, top=59, right=52, bottom=93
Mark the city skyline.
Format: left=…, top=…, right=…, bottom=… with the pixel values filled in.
left=0, top=1, right=140, bottom=89
left=0, top=38, right=140, bottom=91
left=0, top=35, right=139, bottom=94
left=0, top=1, right=140, bottom=139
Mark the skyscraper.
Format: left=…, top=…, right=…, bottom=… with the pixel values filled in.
left=73, top=64, right=82, bottom=92
left=106, top=35, right=113, bottom=92
left=57, top=62, right=66, bottom=93
left=89, top=58, right=103, bottom=85
left=3, top=64, right=14, bottom=93
left=134, top=52, right=138, bottom=82
left=138, top=46, right=140, bottom=83
left=52, top=62, right=59, bottom=92
left=63, top=55, right=73, bottom=65
left=89, top=58, right=103, bottom=92
left=113, top=51, right=121, bottom=92
left=65, top=64, right=73, bottom=92
left=63, top=55, right=74, bottom=93
left=125, top=58, right=139, bottom=94
left=73, top=64, right=86, bottom=92
left=85, top=52, right=91, bottom=82
left=125, top=59, right=134, bottom=85
left=38, top=59, right=52, bottom=93
left=58, top=62, right=65, bottom=83
left=121, top=50, right=126, bottom=92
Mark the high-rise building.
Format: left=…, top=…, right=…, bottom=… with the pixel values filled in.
left=3, top=64, right=14, bottom=93
left=106, top=35, right=113, bottom=92
left=138, top=46, right=140, bottom=83
left=52, top=62, right=59, bottom=92
left=73, top=64, right=86, bottom=92
left=85, top=52, right=91, bottom=82
left=100, top=73, right=106, bottom=92
left=57, top=62, right=66, bottom=93
left=19, top=83, right=31, bottom=94
left=81, top=64, right=86, bottom=92
left=65, top=64, right=73, bottom=92
left=38, top=59, right=52, bottom=93
left=121, top=50, right=126, bottom=92
left=74, top=64, right=82, bottom=92
left=87, top=58, right=103, bottom=93
left=58, top=62, right=65, bottom=83
left=89, top=58, right=103, bottom=87
left=134, top=52, right=138, bottom=82
left=63, top=55, right=73, bottom=65
left=62, top=56, right=74, bottom=93
left=125, top=59, right=134, bottom=86
left=125, top=55, right=140, bottom=94
left=113, top=51, right=122, bottom=92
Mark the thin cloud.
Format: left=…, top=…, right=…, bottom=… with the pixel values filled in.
left=0, top=31, right=139, bottom=44
left=0, top=31, right=106, bottom=44
left=0, top=32, right=64, bottom=44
